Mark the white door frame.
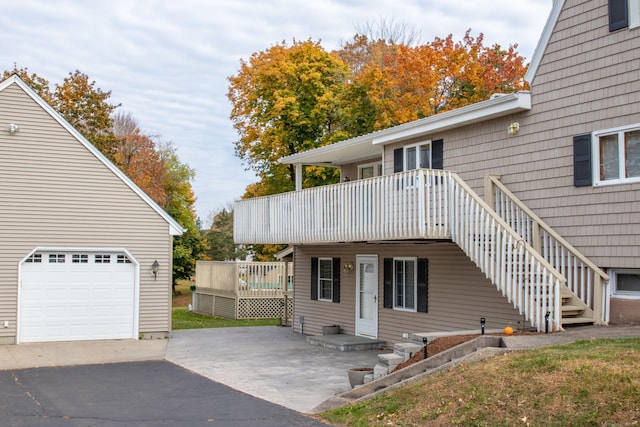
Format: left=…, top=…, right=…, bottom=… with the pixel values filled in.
left=355, top=254, right=378, bottom=338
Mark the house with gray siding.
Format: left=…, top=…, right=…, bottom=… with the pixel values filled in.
left=234, top=0, right=640, bottom=343
left=0, top=75, right=183, bottom=344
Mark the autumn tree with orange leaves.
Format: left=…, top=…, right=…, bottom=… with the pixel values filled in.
left=228, top=29, right=528, bottom=200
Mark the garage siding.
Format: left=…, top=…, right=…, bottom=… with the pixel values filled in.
left=0, top=83, right=173, bottom=343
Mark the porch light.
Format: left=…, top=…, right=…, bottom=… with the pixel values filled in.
left=151, top=260, right=160, bottom=279
left=343, top=262, right=353, bottom=272
left=507, top=122, right=519, bottom=135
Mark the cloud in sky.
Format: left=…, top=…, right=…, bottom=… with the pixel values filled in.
left=0, top=0, right=553, bottom=223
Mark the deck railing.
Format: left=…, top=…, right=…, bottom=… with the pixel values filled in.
left=235, top=170, right=566, bottom=331
left=195, top=261, right=293, bottom=296
left=449, top=174, right=565, bottom=332
left=234, top=169, right=450, bottom=244
left=485, top=175, right=609, bottom=324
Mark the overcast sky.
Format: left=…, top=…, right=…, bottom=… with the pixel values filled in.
left=0, top=1, right=553, bottom=224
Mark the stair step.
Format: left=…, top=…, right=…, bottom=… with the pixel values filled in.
left=561, top=316, right=595, bottom=325
left=562, top=304, right=586, bottom=315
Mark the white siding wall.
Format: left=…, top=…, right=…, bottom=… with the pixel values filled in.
left=0, top=83, right=173, bottom=343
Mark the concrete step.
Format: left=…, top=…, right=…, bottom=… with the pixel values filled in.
left=305, top=334, right=386, bottom=351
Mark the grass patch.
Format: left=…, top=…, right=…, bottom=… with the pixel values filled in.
left=320, top=338, right=640, bottom=426
left=172, top=307, right=280, bottom=330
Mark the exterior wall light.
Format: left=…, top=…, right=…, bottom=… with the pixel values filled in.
left=151, top=260, right=160, bottom=279
left=507, top=122, right=520, bottom=135
left=343, top=262, right=353, bottom=272
left=7, top=123, right=19, bottom=134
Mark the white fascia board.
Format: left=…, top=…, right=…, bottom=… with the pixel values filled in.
left=2, top=75, right=185, bottom=236
left=372, top=92, right=531, bottom=145
left=524, top=0, right=564, bottom=85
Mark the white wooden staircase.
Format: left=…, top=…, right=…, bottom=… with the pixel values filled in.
left=484, top=175, right=609, bottom=328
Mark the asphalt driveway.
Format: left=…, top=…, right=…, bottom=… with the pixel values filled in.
left=0, top=361, right=333, bottom=427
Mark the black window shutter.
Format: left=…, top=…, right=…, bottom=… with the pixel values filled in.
left=573, top=134, right=592, bottom=187
left=431, top=139, right=443, bottom=170
left=417, top=258, right=429, bottom=313
left=310, top=257, right=318, bottom=300
left=393, top=148, right=403, bottom=173
left=609, top=0, right=628, bottom=32
left=383, top=258, right=393, bottom=308
left=332, top=258, right=341, bottom=303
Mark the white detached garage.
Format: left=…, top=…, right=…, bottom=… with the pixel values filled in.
left=0, top=75, right=183, bottom=345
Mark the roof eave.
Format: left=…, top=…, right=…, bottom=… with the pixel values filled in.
left=372, top=92, right=531, bottom=145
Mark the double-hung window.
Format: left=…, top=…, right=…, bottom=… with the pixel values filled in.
left=593, top=124, right=640, bottom=186
left=404, top=142, right=431, bottom=171
left=318, top=258, right=334, bottom=301
left=311, top=257, right=341, bottom=303
left=394, top=258, right=417, bottom=311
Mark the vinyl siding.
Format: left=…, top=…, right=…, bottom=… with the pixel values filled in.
left=0, top=83, right=173, bottom=342
left=379, top=0, right=640, bottom=270
left=293, top=243, right=523, bottom=343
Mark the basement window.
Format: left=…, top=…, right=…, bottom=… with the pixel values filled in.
left=610, top=269, right=640, bottom=299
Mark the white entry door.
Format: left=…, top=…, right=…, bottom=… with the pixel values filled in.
left=355, top=255, right=378, bottom=338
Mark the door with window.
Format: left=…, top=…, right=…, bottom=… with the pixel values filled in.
left=355, top=255, right=378, bottom=338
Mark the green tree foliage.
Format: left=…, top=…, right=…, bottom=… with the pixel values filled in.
left=159, top=144, right=206, bottom=290
left=204, top=207, right=246, bottom=261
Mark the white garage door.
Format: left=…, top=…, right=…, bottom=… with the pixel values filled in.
left=19, top=251, right=137, bottom=343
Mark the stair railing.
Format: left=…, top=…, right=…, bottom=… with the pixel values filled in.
left=449, top=174, right=566, bottom=332
left=484, top=175, right=609, bottom=324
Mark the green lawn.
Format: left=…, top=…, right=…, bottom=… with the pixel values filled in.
left=172, top=307, right=280, bottom=330
left=320, top=338, right=640, bottom=426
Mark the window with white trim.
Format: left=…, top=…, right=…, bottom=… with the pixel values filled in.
left=394, top=257, right=416, bottom=311
left=49, top=254, right=65, bottom=263
left=95, top=254, right=111, bottom=264
left=318, top=258, right=333, bottom=301
left=117, top=254, right=132, bottom=264
left=610, top=269, right=640, bottom=298
left=593, top=124, right=640, bottom=186
left=358, top=162, right=382, bottom=179
left=72, top=254, right=88, bottom=263
left=25, top=254, right=42, bottom=263
left=404, top=142, right=431, bottom=171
